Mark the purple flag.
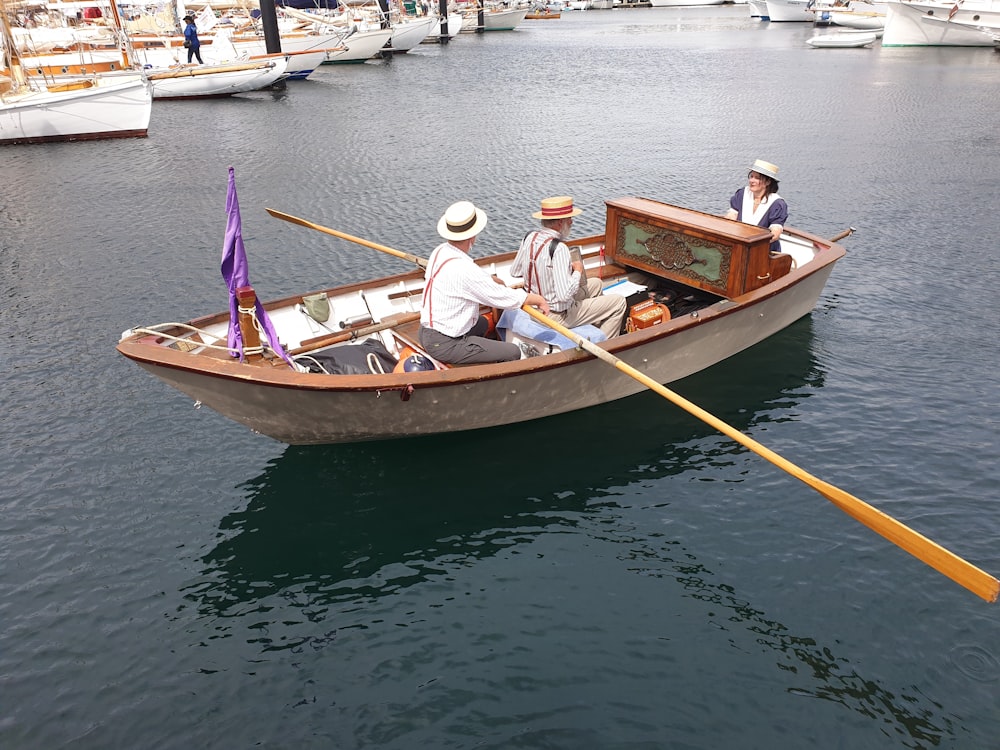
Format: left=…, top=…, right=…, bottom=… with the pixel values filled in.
left=221, top=167, right=291, bottom=364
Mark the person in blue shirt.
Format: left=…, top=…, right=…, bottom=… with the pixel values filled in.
left=183, top=14, right=203, bottom=64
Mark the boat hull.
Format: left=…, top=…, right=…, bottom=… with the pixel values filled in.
left=388, top=16, right=437, bottom=51
left=147, top=59, right=288, bottom=99
left=807, top=30, right=879, bottom=44
left=882, top=0, right=994, bottom=45
left=323, top=28, right=394, bottom=63
left=117, top=219, right=844, bottom=445
left=0, top=75, right=151, bottom=145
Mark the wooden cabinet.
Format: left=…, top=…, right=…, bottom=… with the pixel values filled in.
left=604, top=197, right=787, bottom=299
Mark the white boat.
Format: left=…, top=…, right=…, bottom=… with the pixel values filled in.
left=270, top=48, right=334, bottom=80
left=463, top=6, right=531, bottom=31
left=765, top=0, right=819, bottom=21
left=882, top=0, right=995, bottom=45
left=1, top=0, right=152, bottom=145
left=0, top=73, right=152, bottom=145
left=386, top=15, right=437, bottom=51
left=807, top=28, right=879, bottom=43
left=323, top=27, right=394, bottom=62
left=748, top=0, right=770, bottom=18
left=649, top=0, right=726, bottom=6
left=145, top=57, right=289, bottom=99
left=830, top=9, right=886, bottom=28
left=591, top=0, right=615, bottom=7
left=423, top=12, right=466, bottom=41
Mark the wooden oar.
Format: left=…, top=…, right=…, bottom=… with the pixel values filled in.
left=265, top=208, right=428, bottom=269
left=827, top=227, right=856, bottom=243
left=521, top=304, right=999, bottom=603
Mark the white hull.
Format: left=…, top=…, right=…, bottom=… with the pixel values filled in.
left=748, top=0, right=769, bottom=17
left=388, top=15, right=437, bottom=51
left=882, top=0, right=995, bottom=45
left=765, top=0, right=816, bottom=21
left=147, top=58, right=289, bottom=99
left=424, top=12, right=466, bottom=40
left=807, top=29, right=879, bottom=44
left=0, top=75, right=151, bottom=145
left=591, top=0, right=615, bottom=7
left=323, top=28, right=394, bottom=63
left=463, top=7, right=530, bottom=31
left=649, top=0, right=726, bottom=6
left=830, top=10, right=886, bottom=28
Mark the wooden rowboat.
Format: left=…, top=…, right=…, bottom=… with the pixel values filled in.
left=115, top=174, right=1000, bottom=602
left=117, top=194, right=845, bottom=445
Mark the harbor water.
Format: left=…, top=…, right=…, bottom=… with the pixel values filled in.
left=3, top=6, right=1000, bottom=748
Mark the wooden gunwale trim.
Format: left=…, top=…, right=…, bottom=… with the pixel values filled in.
left=119, top=227, right=844, bottom=392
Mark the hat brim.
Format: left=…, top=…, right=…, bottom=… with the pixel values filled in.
left=437, top=208, right=487, bottom=241
left=532, top=207, right=582, bottom=220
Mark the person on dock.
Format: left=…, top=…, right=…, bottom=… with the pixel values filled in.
left=511, top=196, right=627, bottom=339
left=726, top=159, right=788, bottom=253
left=183, top=14, right=204, bottom=64
left=420, top=201, right=550, bottom=365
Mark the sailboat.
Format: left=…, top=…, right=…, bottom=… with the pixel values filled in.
left=0, top=0, right=152, bottom=145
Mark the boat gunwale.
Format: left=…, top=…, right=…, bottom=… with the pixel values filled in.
left=116, top=226, right=845, bottom=393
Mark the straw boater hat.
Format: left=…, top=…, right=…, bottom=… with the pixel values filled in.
left=437, top=201, right=488, bottom=241
left=532, top=196, right=583, bottom=221
left=751, top=159, right=779, bottom=180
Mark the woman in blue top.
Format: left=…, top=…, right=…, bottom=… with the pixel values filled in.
left=726, top=159, right=787, bottom=253
left=183, top=14, right=203, bottom=64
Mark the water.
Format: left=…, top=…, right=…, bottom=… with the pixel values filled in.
left=3, top=7, right=1000, bottom=748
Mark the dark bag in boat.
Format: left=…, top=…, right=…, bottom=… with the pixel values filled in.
left=183, top=39, right=191, bottom=48
left=296, top=339, right=397, bottom=375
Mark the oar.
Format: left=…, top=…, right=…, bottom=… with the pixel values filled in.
left=520, top=305, right=999, bottom=603
left=260, top=218, right=996, bottom=600
left=265, top=208, right=428, bottom=269
left=827, top=227, right=856, bottom=243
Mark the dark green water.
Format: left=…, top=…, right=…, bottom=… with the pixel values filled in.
left=3, top=6, right=999, bottom=748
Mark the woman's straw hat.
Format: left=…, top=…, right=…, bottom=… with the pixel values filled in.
left=751, top=159, right=779, bottom=179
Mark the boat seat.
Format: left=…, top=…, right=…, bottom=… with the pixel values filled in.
left=496, top=309, right=606, bottom=355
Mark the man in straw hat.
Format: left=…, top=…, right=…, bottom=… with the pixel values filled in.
left=511, top=196, right=627, bottom=339
left=725, top=159, right=788, bottom=253
left=419, top=201, right=550, bottom=365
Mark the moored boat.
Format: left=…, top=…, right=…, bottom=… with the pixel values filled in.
left=117, top=176, right=848, bottom=446
left=882, top=0, right=995, bottom=45
left=0, top=73, right=152, bottom=145
left=649, top=0, right=726, bottom=7
left=323, top=27, right=394, bottom=62
left=807, top=28, right=879, bottom=44
left=386, top=14, right=438, bottom=52
left=145, top=57, right=289, bottom=99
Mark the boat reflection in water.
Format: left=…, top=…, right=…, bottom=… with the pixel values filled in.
left=178, top=315, right=956, bottom=744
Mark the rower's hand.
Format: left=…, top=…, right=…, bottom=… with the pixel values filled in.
left=536, top=299, right=550, bottom=316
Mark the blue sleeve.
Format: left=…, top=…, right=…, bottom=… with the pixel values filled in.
left=729, top=188, right=743, bottom=217
left=767, top=198, right=788, bottom=227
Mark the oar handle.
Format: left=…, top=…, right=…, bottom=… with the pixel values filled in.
left=287, top=312, right=421, bottom=356
left=827, top=227, right=856, bottom=243
left=265, top=208, right=428, bottom=269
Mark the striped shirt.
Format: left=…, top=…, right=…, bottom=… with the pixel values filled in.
left=420, top=242, right=527, bottom=338
left=510, top=229, right=582, bottom=313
